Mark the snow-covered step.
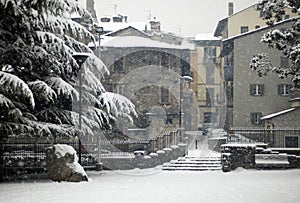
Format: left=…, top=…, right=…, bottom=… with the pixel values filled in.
left=162, top=166, right=222, bottom=171
left=164, top=163, right=221, bottom=167
left=162, top=156, right=222, bottom=171
left=179, top=157, right=221, bottom=161
left=170, top=160, right=220, bottom=165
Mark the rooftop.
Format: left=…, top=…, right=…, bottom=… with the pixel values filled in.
left=92, top=36, right=192, bottom=50
left=194, top=33, right=220, bottom=41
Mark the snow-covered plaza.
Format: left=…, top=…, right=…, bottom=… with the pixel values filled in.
left=1, top=168, right=300, bottom=203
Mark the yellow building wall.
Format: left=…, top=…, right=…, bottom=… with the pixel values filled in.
left=228, top=5, right=297, bottom=38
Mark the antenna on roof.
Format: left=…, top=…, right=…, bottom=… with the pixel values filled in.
left=113, top=4, right=117, bottom=14
left=147, top=10, right=151, bottom=20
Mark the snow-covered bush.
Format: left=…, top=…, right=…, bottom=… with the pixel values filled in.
left=46, top=144, right=88, bottom=182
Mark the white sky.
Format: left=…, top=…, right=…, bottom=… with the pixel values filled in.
left=94, top=0, right=259, bottom=36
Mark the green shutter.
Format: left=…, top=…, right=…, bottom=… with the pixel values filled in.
left=278, top=84, right=282, bottom=95
left=250, top=84, right=254, bottom=96
left=260, top=84, right=264, bottom=96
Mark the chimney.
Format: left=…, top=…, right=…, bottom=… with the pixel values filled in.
left=228, top=2, right=234, bottom=16
left=150, top=17, right=161, bottom=32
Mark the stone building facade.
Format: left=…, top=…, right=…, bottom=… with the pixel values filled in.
left=99, top=37, right=195, bottom=140
left=189, top=34, right=224, bottom=130
left=221, top=19, right=295, bottom=127
left=214, top=3, right=298, bottom=129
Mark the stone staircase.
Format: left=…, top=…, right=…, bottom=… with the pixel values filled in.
left=162, top=156, right=222, bottom=171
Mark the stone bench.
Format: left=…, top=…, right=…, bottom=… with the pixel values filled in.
left=255, top=153, right=290, bottom=169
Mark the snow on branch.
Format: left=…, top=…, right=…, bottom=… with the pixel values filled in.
left=31, top=120, right=77, bottom=137
left=257, top=0, right=289, bottom=24
left=28, top=80, right=57, bottom=104
left=64, top=35, right=93, bottom=53
left=0, top=93, right=15, bottom=109
left=85, top=54, right=110, bottom=79
left=42, top=13, right=94, bottom=40
left=0, top=71, right=35, bottom=108
left=83, top=107, right=111, bottom=128
left=0, top=122, right=35, bottom=137
left=36, top=31, right=73, bottom=56
left=98, top=92, right=137, bottom=122
left=81, top=64, right=105, bottom=94
left=47, top=77, right=79, bottom=101
left=70, top=111, right=99, bottom=136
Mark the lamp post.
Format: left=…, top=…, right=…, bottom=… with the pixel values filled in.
left=95, top=26, right=104, bottom=53
left=73, top=52, right=91, bottom=165
left=179, top=75, right=193, bottom=143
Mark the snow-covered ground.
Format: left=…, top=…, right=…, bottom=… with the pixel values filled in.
left=1, top=168, right=300, bottom=203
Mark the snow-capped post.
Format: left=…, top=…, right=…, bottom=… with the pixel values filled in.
left=73, top=52, right=91, bottom=164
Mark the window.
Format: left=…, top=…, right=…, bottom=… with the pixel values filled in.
left=204, top=112, right=212, bottom=123
left=114, top=58, right=124, bottom=72
left=160, top=87, right=170, bottom=104
left=203, top=47, right=216, bottom=65
left=280, top=57, right=289, bottom=67
left=165, top=115, right=173, bottom=124
left=206, top=66, right=215, bottom=84
left=259, top=9, right=265, bottom=18
left=206, top=88, right=214, bottom=106
left=113, top=84, right=124, bottom=95
left=284, top=15, right=290, bottom=20
left=100, top=17, right=110, bottom=22
left=113, top=16, right=122, bottom=22
left=250, top=112, right=263, bottom=125
left=250, top=84, right=264, bottom=96
left=240, top=26, right=249, bottom=34
left=161, top=53, right=170, bottom=68
left=278, top=84, right=291, bottom=96
left=285, top=136, right=298, bottom=148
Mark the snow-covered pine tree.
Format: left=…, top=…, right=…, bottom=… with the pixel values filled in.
left=250, top=0, right=300, bottom=88
left=0, top=0, right=136, bottom=139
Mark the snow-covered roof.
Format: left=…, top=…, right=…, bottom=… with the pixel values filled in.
left=96, top=21, right=149, bottom=33
left=289, top=97, right=300, bottom=102
left=260, top=108, right=296, bottom=120
left=99, top=36, right=191, bottom=50
left=194, top=33, right=220, bottom=41
left=104, top=26, right=152, bottom=37
left=179, top=38, right=195, bottom=50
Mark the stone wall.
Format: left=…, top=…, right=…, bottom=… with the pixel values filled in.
left=221, top=144, right=256, bottom=172
left=100, top=144, right=186, bottom=170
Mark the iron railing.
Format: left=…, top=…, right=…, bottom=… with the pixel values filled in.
left=0, top=130, right=180, bottom=181
left=227, top=127, right=300, bottom=148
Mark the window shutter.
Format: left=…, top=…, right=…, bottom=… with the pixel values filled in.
left=250, top=84, right=254, bottom=96
left=260, top=84, right=264, bottom=96
left=250, top=113, right=254, bottom=124
left=278, top=84, right=282, bottom=95
left=288, top=85, right=292, bottom=94
left=258, top=113, right=263, bottom=124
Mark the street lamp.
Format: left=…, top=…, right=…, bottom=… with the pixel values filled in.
left=73, top=52, right=91, bottom=165
left=179, top=75, right=193, bottom=143
left=95, top=26, right=104, bottom=50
